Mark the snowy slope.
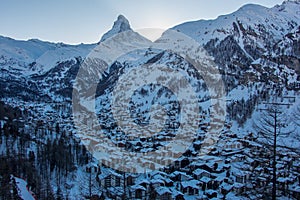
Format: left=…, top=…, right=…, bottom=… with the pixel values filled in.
left=0, top=36, right=94, bottom=76
left=35, top=43, right=94, bottom=71
left=14, top=177, right=35, bottom=200
left=172, top=0, right=299, bottom=45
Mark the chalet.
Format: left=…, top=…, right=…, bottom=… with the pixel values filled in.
left=213, top=173, right=226, bottom=189
left=151, top=179, right=165, bottom=188
left=170, top=188, right=184, bottom=200
left=193, top=139, right=203, bottom=151
left=180, top=180, right=200, bottom=195
left=98, top=170, right=122, bottom=188
left=232, top=182, right=246, bottom=194
left=164, top=177, right=174, bottom=187
left=155, top=187, right=172, bottom=200
left=223, top=164, right=231, bottom=170
left=245, top=157, right=255, bottom=167
left=233, top=171, right=249, bottom=184
left=199, top=176, right=212, bottom=191
left=135, top=179, right=150, bottom=190
left=205, top=189, right=217, bottom=199
left=193, top=168, right=212, bottom=180
left=220, top=182, right=233, bottom=196
left=199, top=163, right=216, bottom=173
left=170, top=171, right=193, bottom=182
left=131, top=185, right=146, bottom=199
left=126, top=174, right=136, bottom=186
left=173, top=160, right=181, bottom=169
left=180, top=158, right=190, bottom=168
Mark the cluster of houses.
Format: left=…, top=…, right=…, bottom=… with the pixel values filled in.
left=4, top=93, right=299, bottom=199
left=71, top=92, right=300, bottom=199
left=83, top=128, right=300, bottom=199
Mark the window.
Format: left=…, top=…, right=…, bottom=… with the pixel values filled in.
left=115, top=177, right=121, bottom=187
left=105, top=176, right=111, bottom=187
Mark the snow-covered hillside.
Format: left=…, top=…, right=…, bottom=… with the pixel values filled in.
left=173, top=0, right=299, bottom=45
left=0, top=36, right=94, bottom=76
left=0, top=1, right=300, bottom=199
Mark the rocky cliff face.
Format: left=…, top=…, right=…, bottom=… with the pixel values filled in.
left=100, top=15, right=133, bottom=42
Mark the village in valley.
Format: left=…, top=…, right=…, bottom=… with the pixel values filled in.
left=0, top=1, right=300, bottom=199
left=1, top=90, right=299, bottom=199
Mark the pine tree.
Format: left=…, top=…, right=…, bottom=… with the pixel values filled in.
left=254, top=104, right=292, bottom=200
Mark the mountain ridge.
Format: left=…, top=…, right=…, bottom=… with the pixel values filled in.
left=99, top=14, right=133, bottom=42
left=1, top=0, right=299, bottom=100
left=172, top=0, right=299, bottom=45
left=0, top=1, right=300, bottom=199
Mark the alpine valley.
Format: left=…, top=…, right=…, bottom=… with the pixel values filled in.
left=0, top=1, right=300, bottom=199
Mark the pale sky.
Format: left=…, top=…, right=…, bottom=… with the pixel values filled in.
left=0, top=0, right=285, bottom=44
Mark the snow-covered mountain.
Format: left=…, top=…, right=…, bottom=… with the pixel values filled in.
left=169, top=0, right=300, bottom=97
left=99, top=14, right=133, bottom=42
left=173, top=0, right=299, bottom=46
left=0, top=1, right=300, bottom=199
left=0, top=35, right=94, bottom=76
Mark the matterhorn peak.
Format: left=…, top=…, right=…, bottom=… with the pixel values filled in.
left=100, top=15, right=132, bottom=42
left=115, top=15, right=130, bottom=25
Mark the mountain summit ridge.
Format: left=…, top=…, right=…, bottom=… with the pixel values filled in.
left=99, top=14, right=132, bottom=42
left=172, top=0, right=299, bottom=45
